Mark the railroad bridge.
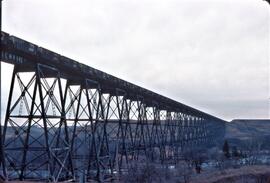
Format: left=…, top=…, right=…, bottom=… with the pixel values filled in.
left=0, top=31, right=226, bottom=182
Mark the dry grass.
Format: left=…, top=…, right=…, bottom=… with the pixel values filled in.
left=191, top=165, right=270, bottom=183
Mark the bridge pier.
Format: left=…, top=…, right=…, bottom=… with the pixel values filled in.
left=2, top=65, right=73, bottom=182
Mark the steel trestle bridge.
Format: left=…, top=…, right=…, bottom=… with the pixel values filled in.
left=0, top=31, right=226, bottom=182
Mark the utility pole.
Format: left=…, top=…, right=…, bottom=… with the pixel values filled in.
left=0, top=0, right=3, bottom=179
left=0, top=0, right=2, bottom=124
left=0, top=0, right=2, bottom=128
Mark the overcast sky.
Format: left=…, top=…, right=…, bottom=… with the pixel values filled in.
left=1, top=0, right=269, bottom=121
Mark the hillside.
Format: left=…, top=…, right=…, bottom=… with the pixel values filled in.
left=226, top=119, right=270, bottom=140
left=225, top=119, right=270, bottom=148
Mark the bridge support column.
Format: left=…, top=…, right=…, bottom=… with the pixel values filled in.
left=67, top=80, right=116, bottom=182
left=2, top=65, right=73, bottom=182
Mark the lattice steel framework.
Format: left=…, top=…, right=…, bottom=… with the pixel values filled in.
left=0, top=31, right=226, bottom=182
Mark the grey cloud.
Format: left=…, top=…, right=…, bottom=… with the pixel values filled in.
left=1, top=0, right=269, bottom=121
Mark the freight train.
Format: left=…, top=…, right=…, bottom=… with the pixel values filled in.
left=1, top=31, right=225, bottom=118
left=1, top=31, right=121, bottom=84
